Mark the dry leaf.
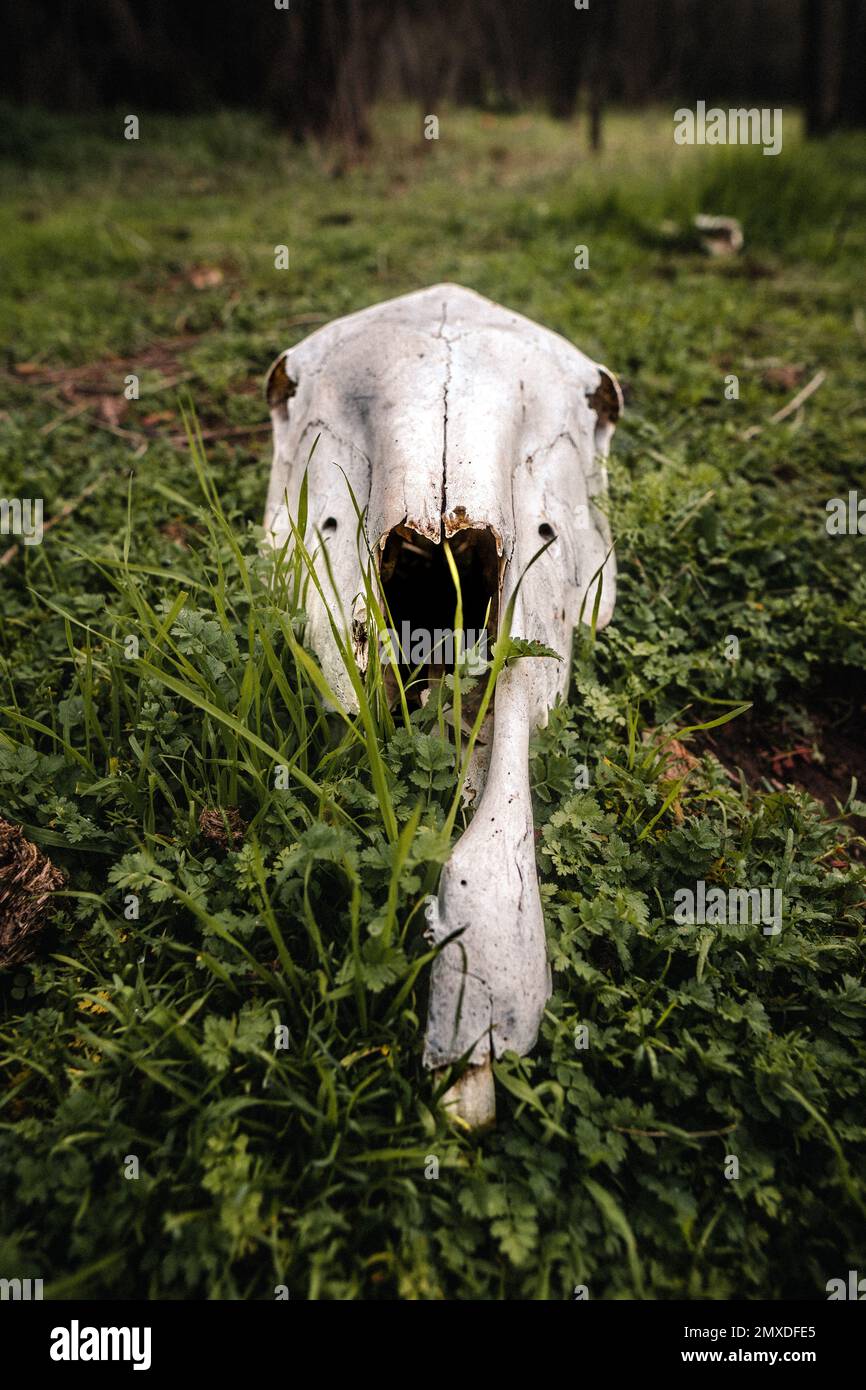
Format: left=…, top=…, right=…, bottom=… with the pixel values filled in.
left=0, top=819, right=65, bottom=968
left=189, top=265, right=224, bottom=290
left=198, top=806, right=246, bottom=849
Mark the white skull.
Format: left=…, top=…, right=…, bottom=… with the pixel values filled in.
left=265, top=284, right=621, bottom=1126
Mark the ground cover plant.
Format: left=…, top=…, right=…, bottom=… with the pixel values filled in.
left=1, top=104, right=865, bottom=1300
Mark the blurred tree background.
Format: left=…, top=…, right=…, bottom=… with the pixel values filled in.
left=3, top=0, right=865, bottom=150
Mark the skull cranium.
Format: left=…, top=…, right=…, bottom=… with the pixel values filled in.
left=265, top=284, right=621, bottom=1126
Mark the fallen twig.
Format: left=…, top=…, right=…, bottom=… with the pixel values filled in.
left=39, top=400, right=91, bottom=436
left=169, top=421, right=273, bottom=444
left=742, top=369, right=827, bottom=439
left=613, top=1122, right=738, bottom=1140
left=768, top=368, right=827, bottom=424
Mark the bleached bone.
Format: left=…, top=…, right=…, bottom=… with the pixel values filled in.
left=264, top=284, right=621, bottom=1127
left=693, top=213, right=744, bottom=257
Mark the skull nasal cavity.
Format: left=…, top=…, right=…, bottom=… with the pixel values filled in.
left=379, top=525, right=500, bottom=701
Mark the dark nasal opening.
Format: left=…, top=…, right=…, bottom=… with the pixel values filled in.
left=378, top=525, right=500, bottom=707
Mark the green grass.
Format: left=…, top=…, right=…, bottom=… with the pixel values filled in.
left=1, top=104, right=865, bottom=1300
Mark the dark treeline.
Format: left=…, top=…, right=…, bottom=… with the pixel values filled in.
left=3, top=0, right=865, bottom=146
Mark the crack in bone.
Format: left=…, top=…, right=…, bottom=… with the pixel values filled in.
left=298, top=419, right=372, bottom=470
left=434, top=298, right=451, bottom=527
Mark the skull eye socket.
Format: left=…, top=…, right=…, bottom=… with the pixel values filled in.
left=538, top=523, right=555, bottom=540
left=322, top=517, right=338, bottom=534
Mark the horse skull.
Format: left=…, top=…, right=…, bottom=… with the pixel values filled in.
left=264, top=283, right=621, bottom=1127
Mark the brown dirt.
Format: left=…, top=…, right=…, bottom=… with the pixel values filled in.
left=198, top=806, right=246, bottom=850
left=0, top=819, right=66, bottom=967
left=4, top=334, right=273, bottom=448
left=7, top=335, right=199, bottom=390
left=695, top=685, right=866, bottom=853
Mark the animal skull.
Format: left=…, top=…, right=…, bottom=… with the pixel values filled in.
left=264, top=284, right=621, bottom=1127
